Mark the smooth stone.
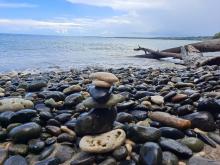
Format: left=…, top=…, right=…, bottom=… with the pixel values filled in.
left=10, top=109, right=37, bottom=123
left=0, top=129, right=7, bottom=141
left=57, top=133, right=76, bottom=143
left=176, top=104, right=194, bottom=116
left=116, top=112, right=133, bottom=123
left=127, top=125, right=161, bottom=143
left=8, top=144, right=28, bottom=156
left=44, top=98, right=63, bottom=109
left=82, top=94, right=125, bottom=109
left=88, top=86, right=112, bottom=103
left=130, top=110, right=148, bottom=121
left=188, top=156, right=220, bottom=165
left=64, top=93, right=84, bottom=107
left=39, top=111, right=53, bottom=120
left=159, top=139, right=193, bottom=159
left=79, top=129, right=126, bottom=153
left=39, top=145, right=55, bottom=160
left=99, top=157, right=117, bottom=165
left=0, top=111, right=15, bottom=127
left=75, top=108, right=117, bottom=135
left=55, top=145, right=75, bottom=163
left=180, top=137, right=204, bottom=152
left=55, top=113, right=72, bottom=123
left=70, top=152, right=95, bottom=165
left=45, top=126, right=61, bottom=136
left=63, top=85, right=82, bottom=95
left=35, top=158, right=60, bottom=165
left=151, top=96, right=164, bottom=105
left=208, top=132, right=220, bottom=145
left=164, top=91, right=177, bottom=102
left=171, top=94, right=188, bottom=103
left=175, top=82, right=194, bottom=88
left=139, top=142, right=162, bottom=165
left=27, top=80, right=47, bottom=92
left=92, top=80, right=113, bottom=88
left=182, top=111, right=216, bottom=131
left=112, top=146, right=128, bottom=160
left=117, top=100, right=135, bottom=110
left=0, top=98, right=33, bottom=112
left=198, top=98, right=220, bottom=114
left=28, top=139, right=45, bottom=153
left=9, top=122, right=42, bottom=142
left=4, top=155, right=28, bottom=165
left=134, top=91, right=157, bottom=99
left=38, top=91, right=65, bottom=101
left=89, top=72, right=119, bottom=83
left=159, top=127, right=185, bottom=139
left=0, top=148, right=8, bottom=165
left=162, top=151, right=179, bottom=165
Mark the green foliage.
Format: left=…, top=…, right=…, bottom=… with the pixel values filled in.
left=213, top=32, right=220, bottom=39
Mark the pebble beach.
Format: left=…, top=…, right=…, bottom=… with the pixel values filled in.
left=0, top=64, right=220, bottom=165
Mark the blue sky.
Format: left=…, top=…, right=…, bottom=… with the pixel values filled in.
left=0, top=0, right=219, bottom=37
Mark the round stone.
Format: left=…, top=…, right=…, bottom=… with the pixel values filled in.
left=79, top=129, right=126, bottom=153
left=89, top=72, right=119, bottom=83
left=180, top=137, right=204, bottom=152
left=88, top=85, right=112, bottom=103
left=4, top=155, right=28, bottom=165
left=92, top=80, right=113, bottom=88
left=151, top=96, right=164, bottom=105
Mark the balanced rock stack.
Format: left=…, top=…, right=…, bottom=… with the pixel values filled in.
left=75, top=72, right=126, bottom=154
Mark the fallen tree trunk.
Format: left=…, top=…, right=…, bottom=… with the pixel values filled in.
left=162, top=39, right=220, bottom=53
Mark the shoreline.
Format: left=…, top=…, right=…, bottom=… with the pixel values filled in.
left=0, top=65, right=220, bottom=164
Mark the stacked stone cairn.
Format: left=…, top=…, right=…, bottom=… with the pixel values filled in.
left=75, top=72, right=127, bottom=154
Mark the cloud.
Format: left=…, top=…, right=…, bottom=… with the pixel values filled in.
left=0, top=2, right=37, bottom=8
left=65, top=0, right=167, bottom=11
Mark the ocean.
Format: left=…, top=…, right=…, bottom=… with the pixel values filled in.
left=0, top=33, right=200, bottom=73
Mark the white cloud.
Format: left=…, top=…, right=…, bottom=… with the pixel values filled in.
left=0, top=2, right=37, bottom=8
left=65, top=0, right=167, bottom=11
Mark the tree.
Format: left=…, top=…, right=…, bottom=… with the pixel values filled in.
left=213, top=32, right=220, bottom=39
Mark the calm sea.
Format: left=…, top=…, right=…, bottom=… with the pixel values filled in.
left=0, top=34, right=200, bottom=73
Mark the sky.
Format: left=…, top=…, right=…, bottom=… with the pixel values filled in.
left=0, top=0, right=219, bottom=37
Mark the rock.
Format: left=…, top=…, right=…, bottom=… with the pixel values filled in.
left=82, top=94, right=125, bottom=109
left=164, top=91, right=177, bottom=102
left=89, top=72, right=119, bottom=83
left=99, top=157, right=117, bottom=165
left=119, top=160, right=136, bottom=165
left=159, top=139, right=193, bottom=159
left=64, top=93, right=84, bottom=107
left=127, top=125, right=161, bottom=143
left=0, top=98, right=33, bottom=112
left=182, top=111, right=216, bottom=131
left=70, top=152, right=95, bottom=165
left=117, top=100, right=135, bottom=110
left=35, top=158, right=60, bottom=165
left=55, top=145, right=75, bottom=163
left=4, top=155, right=28, bottom=165
left=139, top=142, right=162, bottom=165
left=57, top=133, right=76, bottom=143
left=8, top=144, right=28, bottom=156
left=171, top=94, right=188, bottom=103
left=208, top=132, right=220, bottom=145
left=79, top=129, right=126, bottom=153
left=55, top=113, right=72, bottom=123
left=75, top=108, right=117, bottom=135
left=0, top=111, right=15, bottom=127
left=9, top=122, right=41, bottom=142
left=10, top=109, right=37, bottom=123
left=92, top=80, right=113, bottom=88
left=112, top=146, right=128, bottom=160
left=159, top=127, right=185, bottom=139
left=151, top=96, right=164, bottom=105
left=130, top=110, right=148, bottom=121
left=38, top=91, right=65, bottom=101
left=28, top=139, right=45, bottom=153
left=63, top=85, right=82, bottom=95
left=45, top=126, right=61, bottom=136
left=198, top=98, right=220, bottom=114
left=0, top=148, right=8, bottom=165
left=39, top=145, right=55, bottom=160
left=148, top=111, right=191, bottom=130
left=176, top=104, right=194, bottom=116
left=44, top=98, right=63, bottom=108
left=116, top=112, right=133, bottom=123
left=88, top=85, right=112, bottom=103
left=188, top=156, right=220, bottom=165
left=174, top=82, right=194, bottom=88
left=180, top=137, right=204, bottom=152
left=27, top=80, right=47, bottom=92
left=162, top=151, right=178, bottom=165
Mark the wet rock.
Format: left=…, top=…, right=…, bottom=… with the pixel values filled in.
left=27, top=80, right=47, bottom=92
left=38, top=91, right=65, bottom=101
left=28, top=139, right=45, bottom=153
left=8, top=144, right=28, bottom=156
left=116, top=112, right=133, bottom=123
left=45, top=126, right=61, bottom=136
left=162, top=151, right=178, bottom=165
left=70, top=152, right=95, bottom=165
left=117, top=100, right=135, bottom=110
left=139, top=142, right=162, bottom=165
left=64, top=93, right=84, bottom=107
left=35, top=158, right=60, bottom=165
left=208, top=132, right=220, bottom=145
left=198, top=98, right=220, bottom=114
left=159, top=127, right=185, bottom=139
left=182, top=111, right=216, bottom=131
left=119, top=160, right=136, bottom=165
left=159, top=139, right=193, bottom=159
left=180, top=137, right=204, bottom=152
left=10, top=109, right=37, bottom=123
left=39, top=145, right=55, bottom=160
left=92, top=80, right=112, bottom=88
left=79, top=129, right=126, bottom=153
left=0, top=98, right=33, bottom=112
left=127, top=125, right=161, bottom=143
left=130, top=110, right=147, bottom=121
left=89, top=72, right=119, bottom=83
left=171, top=94, right=188, bottom=103
left=134, top=91, right=157, bottom=99
left=112, top=146, right=128, bottom=160
left=0, top=148, right=8, bottom=165
left=88, top=86, right=112, bottom=103
left=57, top=133, right=76, bottom=143
left=55, top=145, right=75, bottom=163
left=63, top=85, right=82, bottom=95
left=4, top=155, right=28, bottom=165
left=55, top=113, right=72, bottom=123
left=99, top=157, right=117, bottom=165
left=176, top=104, right=194, bottom=116
left=0, top=111, right=15, bottom=127
left=151, top=96, right=164, bottom=105
left=9, top=122, right=41, bottom=142
left=164, top=91, right=177, bottom=102
left=75, top=108, right=117, bottom=135
left=188, top=156, right=220, bottom=165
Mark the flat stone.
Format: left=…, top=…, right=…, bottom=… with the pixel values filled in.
left=4, top=155, right=28, bottom=165
left=10, top=109, right=37, bottom=123
left=55, top=145, right=75, bottom=163
left=63, top=85, right=82, bottom=95
left=0, top=98, right=34, bottom=112
left=188, top=156, right=220, bottom=165
left=27, top=80, right=47, bottom=92
left=38, top=91, right=65, bottom=101
left=151, top=96, right=164, bottom=105
left=88, top=85, right=112, bottom=103
left=162, top=151, right=179, bottom=165
left=92, top=80, right=113, bottom=88
left=180, top=137, right=204, bottom=152
left=171, top=94, right=188, bottom=103
left=70, top=152, right=95, bottom=165
left=79, top=129, right=126, bottom=153
left=64, top=93, right=84, bottom=107
left=89, top=72, right=119, bottom=83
